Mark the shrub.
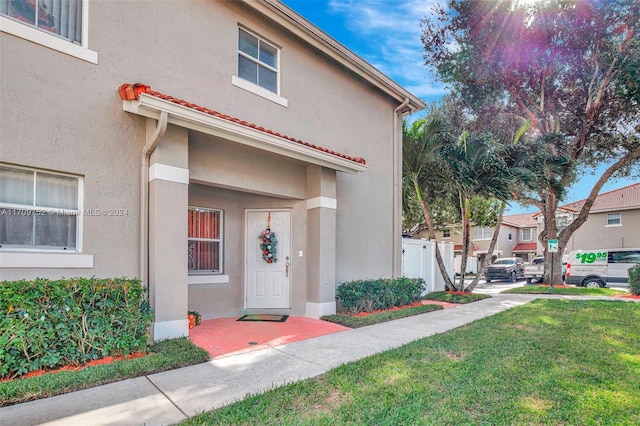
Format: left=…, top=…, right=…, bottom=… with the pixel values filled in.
left=628, top=264, right=640, bottom=296
left=0, top=277, right=153, bottom=379
left=335, top=277, right=425, bottom=314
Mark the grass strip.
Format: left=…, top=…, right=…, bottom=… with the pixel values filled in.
left=423, top=291, right=491, bottom=303
left=184, top=300, right=640, bottom=425
left=321, top=304, right=442, bottom=328
left=0, top=337, right=209, bottom=407
left=504, top=285, right=628, bottom=296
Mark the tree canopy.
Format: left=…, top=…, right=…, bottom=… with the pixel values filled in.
left=421, top=0, right=640, bottom=283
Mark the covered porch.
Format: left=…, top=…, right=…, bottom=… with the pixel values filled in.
left=119, top=83, right=367, bottom=341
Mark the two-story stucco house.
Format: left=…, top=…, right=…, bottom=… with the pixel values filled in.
left=0, top=0, right=425, bottom=340
left=411, top=184, right=639, bottom=273
left=418, top=212, right=540, bottom=273
left=541, top=183, right=640, bottom=254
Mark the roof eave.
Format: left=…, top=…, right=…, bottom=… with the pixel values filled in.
left=242, top=0, right=426, bottom=113
left=587, top=205, right=640, bottom=214
left=123, top=94, right=367, bottom=174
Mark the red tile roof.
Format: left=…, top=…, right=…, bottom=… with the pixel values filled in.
left=454, top=242, right=478, bottom=252
left=513, top=242, right=538, bottom=252
left=560, top=183, right=640, bottom=213
left=502, top=213, right=537, bottom=228
left=118, top=83, right=366, bottom=165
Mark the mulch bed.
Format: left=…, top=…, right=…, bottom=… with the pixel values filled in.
left=1, top=352, right=149, bottom=383
left=349, top=299, right=459, bottom=317
left=539, top=284, right=572, bottom=288
left=615, top=294, right=640, bottom=300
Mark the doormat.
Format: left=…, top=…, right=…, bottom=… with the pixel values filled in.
left=237, top=314, right=289, bottom=322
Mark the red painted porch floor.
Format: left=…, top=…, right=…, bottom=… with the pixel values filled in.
left=188, top=316, right=350, bottom=358
left=189, top=300, right=459, bottom=359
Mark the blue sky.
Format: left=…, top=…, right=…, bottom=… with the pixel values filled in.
left=282, top=0, right=638, bottom=215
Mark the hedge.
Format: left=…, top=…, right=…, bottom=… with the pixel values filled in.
left=0, top=278, right=153, bottom=379
left=336, top=277, right=426, bottom=315
left=629, top=264, right=640, bottom=296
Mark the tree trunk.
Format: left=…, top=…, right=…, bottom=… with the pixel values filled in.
left=538, top=148, right=640, bottom=287
left=465, top=203, right=505, bottom=292
left=541, top=191, right=561, bottom=287
left=459, top=193, right=470, bottom=289
left=413, top=179, right=456, bottom=290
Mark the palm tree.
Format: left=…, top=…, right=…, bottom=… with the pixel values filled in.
left=403, top=118, right=457, bottom=290
left=463, top=130, right=574, bottom=291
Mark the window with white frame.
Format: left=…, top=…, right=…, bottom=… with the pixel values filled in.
left=473, top=226, right=492, bottom=240
left=521, top=228, right=533, bottom=241
left=188, top=207, right=223, bottom=273
left=0, top=164, right=80, bottom=250
left=442, top=229, right=451, bottom=238
left=238, top=28, right=279, bottom=94
left=607, top=212, right=621, bottom=226
left=1, top=0, right=83, bottom=44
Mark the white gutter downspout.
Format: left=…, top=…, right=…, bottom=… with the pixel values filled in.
left=140, top=111, right=168, bottom=290
left=393, top=98, right=412, bottom=277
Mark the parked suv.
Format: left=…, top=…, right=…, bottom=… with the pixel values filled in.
left=485, top=257, right=525, bottom=283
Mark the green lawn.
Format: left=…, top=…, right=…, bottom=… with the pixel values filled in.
left=184, top=299, right=640, bottom=425
left=504, top=285, right=629, bottom=296
left=0, top=337, right=210, bottom=407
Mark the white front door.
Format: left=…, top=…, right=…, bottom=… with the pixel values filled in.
left=245, top=210, right=291, bottom=309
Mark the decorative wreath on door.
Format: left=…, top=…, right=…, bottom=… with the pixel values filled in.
left=259, top=212, right=278, bottom=263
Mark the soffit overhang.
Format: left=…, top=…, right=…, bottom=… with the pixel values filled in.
left=119, top=84, right=367, bottom=174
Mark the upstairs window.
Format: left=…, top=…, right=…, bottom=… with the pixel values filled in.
left=1, top=0, right=83, bottom=44
left=442, top=229, right=451, bottom=238
left=607, top=212, right=621, bottom=226
left=0, top=164, right=80, bottom=250
left=238, top=28, right=279, bottom=94
left=188, top=207, right=223, bottom=274
left=473, top=226, right=492, bottom=240
left=521, top=228, right=533, bottom=241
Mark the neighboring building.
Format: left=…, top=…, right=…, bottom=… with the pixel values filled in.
left=0, top=0, right=424, bottom=340
left=418, top=212, right=540, bottom=272
left=545, top=183, right=640, bottom=253
left=502, top=213, right=540, bottom=261
left=410, top=184, right=638, bottom=271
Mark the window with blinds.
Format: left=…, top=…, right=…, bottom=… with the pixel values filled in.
left=0, top=0, right=83, bottom=44
left=0, top=164, right=80, bottom=250
left=188, top=207, right=223, bottom=273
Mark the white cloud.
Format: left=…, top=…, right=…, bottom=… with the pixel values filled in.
left=326, top=0, right=447, bottom=102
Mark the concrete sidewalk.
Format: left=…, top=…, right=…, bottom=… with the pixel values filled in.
left=0, top=294, right=555, bottom=425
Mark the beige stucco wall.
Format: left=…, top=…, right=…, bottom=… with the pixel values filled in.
left=1, top=1, right=402, bottom=315
left=420, top=223, right=538, bottom=259
left=565, top=209, right=640, bottom=252
left=189, top=133, right=308, bottom=199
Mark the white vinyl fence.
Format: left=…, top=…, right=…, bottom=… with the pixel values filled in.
left=402, top=238, right=455, bottom=294
left=454, top=256, right=478, bottom=274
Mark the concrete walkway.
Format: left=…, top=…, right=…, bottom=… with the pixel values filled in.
left=0, top=293, right=631, bottom=426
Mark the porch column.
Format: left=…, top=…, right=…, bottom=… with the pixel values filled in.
left=305, top=165, right=337, bottom=318
left=148, top=123, right=189, bottom=340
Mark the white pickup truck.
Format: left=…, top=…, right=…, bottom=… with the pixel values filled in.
left=523, top=256, right=567, bottom=284
left=523, top=257, right=545, bottom=284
